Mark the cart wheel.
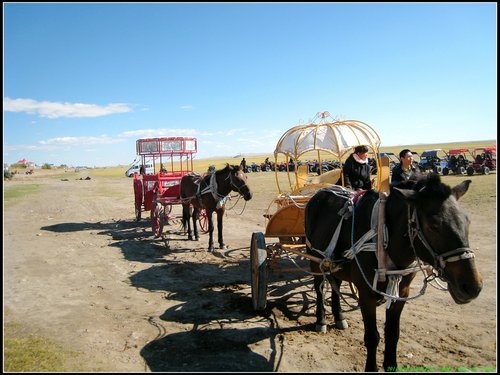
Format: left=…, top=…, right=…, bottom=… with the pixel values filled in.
left=133, top=178, right=143, bottom=221
left=151, top=201, right=164, bottom=238
left=250, top=232, right=268, bottom=311
left=164, top=204, right=173, bottom=224
left=198, top=208, right=209, bottom=233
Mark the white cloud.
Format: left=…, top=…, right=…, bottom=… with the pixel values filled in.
left=3, top=97, right=132, bottom=118
left=39, top=135, right=126, bottom=146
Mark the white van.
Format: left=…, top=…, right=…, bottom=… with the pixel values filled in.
left=125, top=163, right=153, bottom=177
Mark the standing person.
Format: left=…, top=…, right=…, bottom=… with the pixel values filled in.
left=343, top=145, right=372, bottom=190
left=240, top=157, right=247, bottom=173
left=391, top=149, right=421, bottom=186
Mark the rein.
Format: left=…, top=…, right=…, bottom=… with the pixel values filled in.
left=348, top=198, right=432, bottom=307
left=194, top=169, right=249, bottom=211
left=407, top=206, right=476, bottom=279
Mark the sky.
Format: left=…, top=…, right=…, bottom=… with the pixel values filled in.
left=3, top=2, right=497, bottom=168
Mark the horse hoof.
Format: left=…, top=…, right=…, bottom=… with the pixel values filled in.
left=315, top=324, right=327, bottom=333
left=335, top=319, right=348, bottom=330
left=188, top=235, right=193, bottom=240
left=208, top=248, right=214, bottom=253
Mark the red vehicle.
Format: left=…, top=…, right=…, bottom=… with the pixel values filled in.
left=133, top=137, right=207, bottom=236
left=443, top=148, right=470, bottom=175
left=467, top=146, right=496, bottom=175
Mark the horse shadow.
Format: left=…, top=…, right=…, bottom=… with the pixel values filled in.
left=40, top=218, right=186, bottom=263
left=40, top=218, right=332, bottom=371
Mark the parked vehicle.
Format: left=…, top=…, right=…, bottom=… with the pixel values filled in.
left=418, top=149, right=449, bottom=174
left=125, top=163, right=154, bottom=177
left=249, top=162, right=261, bottom=172
left=443, top=148, right=470, bottom=175
left=467, top=146, right=496, bottom=175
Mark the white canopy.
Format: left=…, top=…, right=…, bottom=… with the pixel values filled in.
left=274, top=112, right=381, bottom=160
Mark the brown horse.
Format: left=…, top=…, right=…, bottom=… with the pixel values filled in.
left=180, top=164, right=252, bottom=252
left=304, top=173, right=482, bottom=371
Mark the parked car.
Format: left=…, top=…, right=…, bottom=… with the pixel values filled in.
left=443, top=148, right=470, bottom=175
left=418, top=149, right=449, bottom=174
left=125, top=163, right=153, bottom=177
left=467, top=146, right=496, bottom=175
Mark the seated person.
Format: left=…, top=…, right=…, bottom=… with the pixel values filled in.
left=342, top=145, right=372, bottom=190
left=391, top=149, right=421, bottom=186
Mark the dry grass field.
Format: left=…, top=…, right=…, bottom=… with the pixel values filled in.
left=3, top=139, right=497, bottom=372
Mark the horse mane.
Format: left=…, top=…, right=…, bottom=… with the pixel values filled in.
left=411, top=172, right=452, bottom=201
left=216, top=164, right=240, bottom=174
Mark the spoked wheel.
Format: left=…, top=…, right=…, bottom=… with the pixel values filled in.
left=198, top=208, right=209, bottom=233
left=151, top=197, right=164, bottom=238
left=163, top=204, right=173, bottom=224
left=250, top=232, right=268, bottom=311
left=133, top=178, right=143, bottom=221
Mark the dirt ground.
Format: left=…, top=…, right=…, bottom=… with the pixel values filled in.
left=3, top=169, right=497, bottom=372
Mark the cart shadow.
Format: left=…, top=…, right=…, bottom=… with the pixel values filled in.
left=131, top=259, right=325, bottom=372
left=41, top=218, right=349, bottom=371
left=141, top=325, right=310, bottom=372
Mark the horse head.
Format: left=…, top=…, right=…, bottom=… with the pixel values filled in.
left=391, top=173, right=483, bottom=304
left=225, top=164, right=252, bottom=201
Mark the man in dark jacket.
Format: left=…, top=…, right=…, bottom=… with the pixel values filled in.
left=391, top=149, right=421, bottom=186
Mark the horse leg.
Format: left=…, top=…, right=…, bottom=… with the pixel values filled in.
left=383, top=299, right=406, bottom=372
left=383, top=277, right=414, bottom=372
left=216, top=208, right=225, bottom=249
left=331, top=276, right=348, bottom=329
left=312, top=273, right=328, bottom=333
left=191, top=206, right=199, bottom=241
left=207, top=210, right=214, bottom=252
left=359, top=291, right=380, bottom=372
left=182, top=204, right=193, bottom=240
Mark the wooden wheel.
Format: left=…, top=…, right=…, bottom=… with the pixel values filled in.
left=198, top=208, right=209, bottom=233
left=133, top=178, right=143, bottom=221
left=250, top=232, right=268, bottom=311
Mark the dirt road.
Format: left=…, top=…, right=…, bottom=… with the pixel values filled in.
left=3, top=170, right=496, bottom=372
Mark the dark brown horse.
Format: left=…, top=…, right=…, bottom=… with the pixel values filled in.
left=180, top=164, right=252, bottom=252
left=304, top=173, right=482, bottom=372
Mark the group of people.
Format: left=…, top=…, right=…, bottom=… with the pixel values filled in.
left=240, top=146, right=419, bottom=188
left=342, top=145, right=420, bottom=190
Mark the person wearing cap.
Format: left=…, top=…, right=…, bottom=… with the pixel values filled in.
left=342, top=145, right=372, bottom=190
left=391, top=149, right=421, bottom=186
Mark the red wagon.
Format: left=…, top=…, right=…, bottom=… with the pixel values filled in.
left=132, top=136, right=208, bottom=237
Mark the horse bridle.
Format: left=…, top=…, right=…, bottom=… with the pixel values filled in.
left=227, top=171, right=249, bottom=197
left=407, top=205, right=476, bottom=279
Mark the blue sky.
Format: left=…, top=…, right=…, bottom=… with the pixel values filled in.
left=3, top=2, right=497, bottom=167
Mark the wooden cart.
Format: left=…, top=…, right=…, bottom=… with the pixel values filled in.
left=250, top=111, right=390, bottom=310
left=132, top=136, right=208, bottom=237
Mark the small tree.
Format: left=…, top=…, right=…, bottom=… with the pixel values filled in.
left=4, top=170, right=14, bottom=180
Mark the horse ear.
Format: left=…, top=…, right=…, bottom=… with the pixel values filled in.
left=451, top=180, right=472, bottom=201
